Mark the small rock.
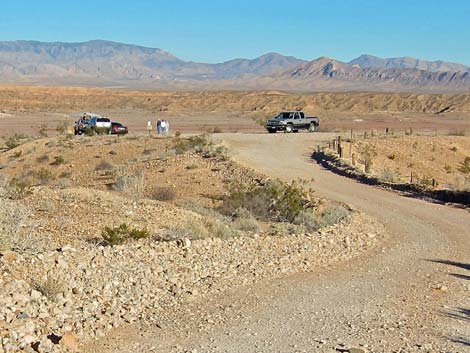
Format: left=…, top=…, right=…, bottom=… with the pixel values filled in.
left=59, top=332, right=79, bottom=352
left=2, top=251, right=17, bottom=263
left=349, top=348, right=365, bottom=353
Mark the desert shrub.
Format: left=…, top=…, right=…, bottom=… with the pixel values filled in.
left=101, top=223, right=150, bottom=246
left=59, top=171, right=72, bottom=178
left=150, top=186, right=176, bottom=201
left=84, top=127, right=95, bottom=136
left=173, top=134, right=212, bottom=155
left=294, top=205, right=350, bottom=232
left=37, top=124, right=48, bottom=138
left=359, top=144, right=377, bottom=173
left=448, top=130, right=466, bottom=136
left=232, top=208, right=260, bottom=233
left=379, top=168, right=399, bottom=183
left=36, top=154, right=49, bottom=163
left=450, top=146, right=458, bottom=152
left=51, top=155, right=65, bottom=166
left=0, top=199, right=43, bottom=252
left=387, top=152, right=398, bottom=160
left=293, top=210, right=320, bottom=232
left=6, top=178, right=33, bottom=199
left=5, top=136, right=21, bottom=150
left=112, top=173, right=145, bottom=200
left=35, top=168, right=54, bottom=185
left=55, top=178, right=72, bottom=189
left=56, top=121, right=70, bottom=135
left=222, top=179, right=314, bottom=222
left=11, top=150, right=23, bottom=159
left=94, top=127, right=109, bottom=135
left=319, top=205, right=350, bottom=227
left=175, top=131, right=181, bottom=138
left=180, top=199, right=229, bottom=223
left=186, top=164, right=198, bottom=170
left=204, top=217, right=238, bottom=239
left=458, top=156, right=470, bottom=174
left=444, top=164, right=453, bottom=173
left=33, top=274, right=65, bottom=301
left=171, top=218, right=210, bottom=240
left=418, top=175, right=438, bottom=188
left=95, top=160, right=114, bottom=171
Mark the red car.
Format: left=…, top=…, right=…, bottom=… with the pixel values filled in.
left=110, top=122, right=128, bottom=135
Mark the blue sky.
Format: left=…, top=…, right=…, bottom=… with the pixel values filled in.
left=1, top=0, right=469, bottom=64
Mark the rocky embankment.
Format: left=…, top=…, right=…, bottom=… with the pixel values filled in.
left=1, top=213, right=384, bottom=352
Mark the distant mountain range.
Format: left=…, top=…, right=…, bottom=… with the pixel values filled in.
left=0, top=40, right=469, bottom=92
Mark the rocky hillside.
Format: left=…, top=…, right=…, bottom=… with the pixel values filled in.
left=0, top=40, right=304, bottom=83
left=349, top=54, right=470, bottom=73
left=1, top=40, right=470, bottom=92
left=270, top=57, right=470, bottom=92
left=0, top=134, right=385, bottom=352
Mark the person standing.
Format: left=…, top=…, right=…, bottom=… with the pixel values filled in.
left=160, top=120, right=166, bottom=135
left=165, top=120, right=170, bottom=134
left=156, top=120, right=161, bottom=134
left=146, top=121, right=152, bottom=136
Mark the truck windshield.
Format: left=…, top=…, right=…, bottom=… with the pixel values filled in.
left=275, top=113, right=290, bottom=119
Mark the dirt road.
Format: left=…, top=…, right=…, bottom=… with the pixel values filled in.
left=89, top=133, right=469, bottom=353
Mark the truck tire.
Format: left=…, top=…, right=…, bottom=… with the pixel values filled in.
left=285, top=124, right=293, bottom=133
left=268, top=129, right=276, bottom=133
left=308, top=123, right=316, bottom=132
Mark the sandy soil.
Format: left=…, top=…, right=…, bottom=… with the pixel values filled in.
left=1, top=86, right=470, bottom=136
left=86, top=132, right=470, bottom=352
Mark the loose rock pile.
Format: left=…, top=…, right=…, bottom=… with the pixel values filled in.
left=1, top=213, right=384, bottom=352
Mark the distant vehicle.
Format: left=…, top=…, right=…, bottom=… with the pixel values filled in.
left=109, top=122, right=128, bottom=135
left=89, top=116, right=111, bottom=132
left=265, top=111, right=320, bottom=133
left=74, top=112, right=110, bottom=135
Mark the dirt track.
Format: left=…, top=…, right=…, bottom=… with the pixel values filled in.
left=87, top=132, right=470, bottom=353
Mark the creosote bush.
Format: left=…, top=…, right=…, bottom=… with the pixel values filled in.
left=222, top=179, right=315, bottom=222
left=51, top=155, right=65, bottom=166
left=101, top=223, right=150, bottom=246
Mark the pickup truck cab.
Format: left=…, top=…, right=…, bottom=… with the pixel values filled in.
left=265, top=111, right=320, bottom=133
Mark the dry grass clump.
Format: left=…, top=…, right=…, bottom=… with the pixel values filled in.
left=379, top=168, right=400, bottom=183
left=112, top=172, right=145, bottom=200
left=0, top=197, right=46, bottom=253
left=293, top=205, right=350, bottom=232
left=35, top=168, right=54, bottom=185
left=33, top=274, right=65, bottom=301
left=150, top=186, right=176, bottom=201
left=95, top=160, right=114, bottom=171
left=231, top=208, right=261, bottom=233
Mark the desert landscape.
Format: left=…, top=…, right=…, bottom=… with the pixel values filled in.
left=0, top=85, right=469, bottom=353
left=0, top=11, right=470, bottom=353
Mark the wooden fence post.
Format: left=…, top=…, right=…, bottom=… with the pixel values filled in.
left=352, top=153, right=356, bottom=166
